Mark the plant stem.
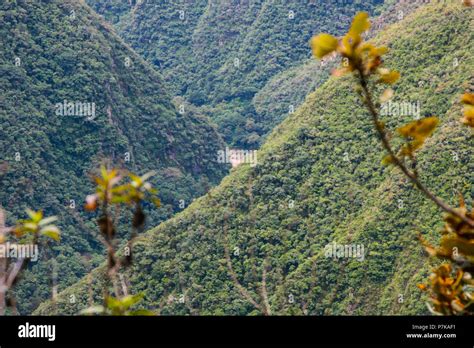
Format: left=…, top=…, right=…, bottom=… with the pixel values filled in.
left=357, top=70, right=474, bottom=228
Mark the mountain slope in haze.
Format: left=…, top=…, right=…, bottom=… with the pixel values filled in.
left=35, top=1, right=473, bottom=315
left=252, top=0, right=428, bottom=136
left=87, top=0, right=384, bottom=147
left=0, top=0, right=227, bottom=314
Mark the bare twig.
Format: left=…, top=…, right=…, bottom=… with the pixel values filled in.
left=5, top=259, right=24, bottom=289
left=118, top=273, right=129, bottom=296
left=0, top=208, right=7, bottom=315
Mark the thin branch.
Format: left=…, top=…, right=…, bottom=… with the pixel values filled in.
left=5, top=259, right=25, bottom=289
left=118, top=273, right=129, bottom=296
left=0, top=245, right=7, bottom=315
left=0, top=208, right=8, bottom=314
left=357, top=69, right=474, bottom=228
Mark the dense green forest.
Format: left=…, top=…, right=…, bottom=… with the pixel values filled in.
left=86, top=0, right=385, bottom=147
left=36, top=1, right=473, bottom=315
left=0, top=0, right=227, bottom=314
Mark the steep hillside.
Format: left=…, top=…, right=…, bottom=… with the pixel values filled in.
left=252, top=0, right=428, bottom=135
left=0, top=0, right=227, bottom=314
left=87, top=0, right=384, bottom=146
left=35, top=1, right=473, bottom=315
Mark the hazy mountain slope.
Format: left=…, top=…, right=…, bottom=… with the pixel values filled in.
left=36, top=1, right=473, bottom=315
left=251, top=0, right=427, bottom=136
left=0, top=0, right=227, bottom=314
left=87, top=0, right=384, bottom=146
left=83, top=0, right=132, bottom=25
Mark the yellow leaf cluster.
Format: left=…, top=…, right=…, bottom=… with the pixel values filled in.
left=310, top=33, right=338, bottom=59
left=86, top=166, right=160, bottom=211
left=396, top=117, right=439, bottom=155
left=420, top=195, right=474, bottom=315
left=310, top=12, right=399, bottom=82
left=14, top=209, right=61, bottom=242
left=378, top=70, right=400, bottom=85
left=426, top=264, right=468, bottom=315
left=460, top=93, right=474, bottom=127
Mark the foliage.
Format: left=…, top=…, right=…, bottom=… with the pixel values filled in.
left=461, top=93, right=474, bottom=127
left=36, top=1, right=474, bottom=315
left=79, top=165, right=159, bottom=316
left=14, top=209, right=61, bottom=242
left=0, top=0, right=226, bottom=314
left=419, top=196, right=474, bottom=315
left=311, top=6, right=474, bottom=315
left=86, top=0, right=383, bottom=147
left=0, top=208, right=60, bottom=315
left=80, top=293, right=154, bottom=316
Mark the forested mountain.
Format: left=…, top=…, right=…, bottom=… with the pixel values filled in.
left=252, top=0, right=427, bottom=134
left=0, top=0, right=227, bottom=314
left=86, top=0, right=384, bottom=147
left=36, top=1, right=473, bottom=315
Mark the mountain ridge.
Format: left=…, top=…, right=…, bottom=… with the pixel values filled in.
left=35, top=1, right=473, bottom=315
left=0, top=0, right=227, bottom=314
left=86, top=0, right=384, bottom=146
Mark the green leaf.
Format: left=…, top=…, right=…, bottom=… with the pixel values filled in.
left=105, top=296, right=122, bottom=310
left=40, top=225, right=61, bottom=241
left=38, top=216, right=58, bottom=227
left=128, top=309, right=155, bottom=316
left=23, top=222, right=38, bottom=232
left=120, top=293, right=144, bottom=309
left=26, top=209, right=42, bottom=223
left=100, top=165, right=108, bottom=180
